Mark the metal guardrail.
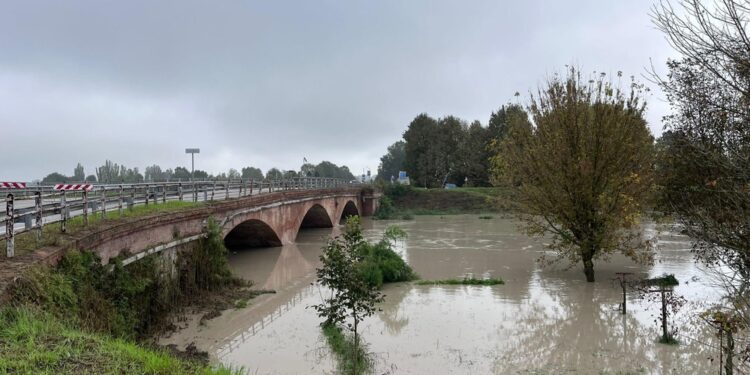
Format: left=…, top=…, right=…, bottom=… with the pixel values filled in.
left=1, top=177, right=354, bottom=258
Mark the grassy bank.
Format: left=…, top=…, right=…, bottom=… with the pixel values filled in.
left=0, top=307, right=238, bottom=375
left=374, top=184, right=512, bottom=219
left=321, top=324, right=372, bottom=375
left=1, top=217, right=258, bottom=374
left=415, top=277, right=504, bottom=286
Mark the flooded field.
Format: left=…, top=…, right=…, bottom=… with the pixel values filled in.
left=161, top=215, right=726, bottom=374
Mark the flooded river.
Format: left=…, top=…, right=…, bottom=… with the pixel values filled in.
left=161, top=215, right=726, bottom=374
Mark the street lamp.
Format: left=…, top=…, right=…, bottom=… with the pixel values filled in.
left=185, top=148, right=200, bottom=181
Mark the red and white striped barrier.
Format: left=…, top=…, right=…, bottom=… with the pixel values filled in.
left=54, top=184, right=94, bottom=191
left=1, top=182, right=26, bottom=189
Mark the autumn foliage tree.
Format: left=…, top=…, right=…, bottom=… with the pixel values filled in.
left=495, top=68, right=655, bottom=282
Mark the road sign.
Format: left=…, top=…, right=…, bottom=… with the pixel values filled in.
left=1, top=182, right=26, bottom=189
left=185, top=148, right=200, bottom=153
left=54, top=184, right=93, bottom=191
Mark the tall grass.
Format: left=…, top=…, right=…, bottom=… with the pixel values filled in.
left=321, top=323, right=373, bottom=375
left=0, top=306, right=241, bottom=374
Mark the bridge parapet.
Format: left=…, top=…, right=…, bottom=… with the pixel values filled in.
left=1, top=178, right=360, bottom=259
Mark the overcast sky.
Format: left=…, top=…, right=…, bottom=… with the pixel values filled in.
left=0, top=0, right=674, bottom=181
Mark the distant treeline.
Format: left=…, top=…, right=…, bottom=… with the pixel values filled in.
left=39, top=160, right=355, bottom=184
left=377, top=104, right=528, bottom=188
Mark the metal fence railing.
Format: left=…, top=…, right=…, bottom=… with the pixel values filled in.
left=1, top=177, right=354, bottom=258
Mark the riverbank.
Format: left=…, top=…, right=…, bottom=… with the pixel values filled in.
left=375, top=185, right=513, bottom=218
left=0, top=217, right=262, bottom=374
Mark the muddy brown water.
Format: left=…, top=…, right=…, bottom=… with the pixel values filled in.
left=161, top=215, right=726, bottom=374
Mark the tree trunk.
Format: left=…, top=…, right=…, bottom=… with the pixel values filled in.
left=725, top=329, right=734, bottom=375
left=353, top=317, right=359, bottom=375
left=582, top=249, right=595, bottom=282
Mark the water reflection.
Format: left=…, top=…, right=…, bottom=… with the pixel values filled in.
left=165, top=215, right=726, bottom=374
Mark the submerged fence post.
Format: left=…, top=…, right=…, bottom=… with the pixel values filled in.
left=5, top=193, right=14, bottom=258
left=60, top=190, right=67, bottom=232
left=34, top=191, right=43, bottom=241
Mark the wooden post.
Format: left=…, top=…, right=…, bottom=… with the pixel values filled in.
left=82, top=190, right=88, bottom=225
left=193, top=182, right=197, bottom=202
left=162, top=184, right=166, bottom=203
left=5, top=193, right=14, bottom=258
left=211, top=181, right=216, bottom=201
left=60, top=191, right=67, bottom=232
left=250, top=179, right=254, bottom=195
left=178, top=183, right=183, bottom=201
left=145, top=184, right=149, bottom=206
left=615, top=272, right=633, bottom=314
left=34, top=191, right=43, bottom=241
left=225, top=180, right=229, bottom=200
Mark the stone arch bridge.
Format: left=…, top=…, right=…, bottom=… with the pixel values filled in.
left=67, top=187, right=379, bottom=265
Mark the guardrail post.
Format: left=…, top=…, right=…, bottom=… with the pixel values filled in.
left=100, top=188, right=107, bottom=218
left=130, top=187, right=135, bottom=210
left=211, top=181, right=216, bottom=201
left=178, top=183, right=183, bottom=201
left=162, top=184, right=166, bottom=203
left=6, top=193, right=15, bottom=258
left=118, top=185, right=123, bottom=215
left=145, top=184, right=150, bottom=206
left=60, top=191, right=67, bottom=233
left=82, top=190, right=88, bottom=225
left=249, top=179, right=254, bottom=195
left=225, top=180, right=229, bottom=200
left=34, top=191, right=43, bottom=241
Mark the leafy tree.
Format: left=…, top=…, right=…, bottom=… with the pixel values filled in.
left=488, top=104, right=527, bottom=141
left=172, top=167, right=191, bottom=180
left=653, top=0, right=750, bottom=282
left=495, top=68, right=655, bottom=282
left=266, top=168, right=283, bottom=180
left=313, top=217, right=384, bottom=374
left=85, top=175, right=97, bottom=182
left=456, top=121, right=491, bottom=186
left=241, top=166, right=264, bottom=180
left=403, top=114, right=465, bottom=187
left=96, top=160, right=120, bottom=183
left=228, top=168, right=241, bottom=179
left=653, top=2, right=750, bottom=357
left=73, top=163, right=85, bottom=181
left=192, top=170, right=209, bottom=180
left=377, top=141, right=406, bottom=182
left=41, top=172, right=69, bottom=184
left=403, top=114, right=438, bottom=187
left=144, top=164, right=165, bottom=182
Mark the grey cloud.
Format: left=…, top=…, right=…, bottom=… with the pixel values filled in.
left=0, top=0, right=672, bottom=181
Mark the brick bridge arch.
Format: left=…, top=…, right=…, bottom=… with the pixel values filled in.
left=68, top=188, right=379, bottom=265
left=220, top=196, right=363, bottom=247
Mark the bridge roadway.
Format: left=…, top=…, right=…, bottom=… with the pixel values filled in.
left=0, top=183, right=379, bottom=296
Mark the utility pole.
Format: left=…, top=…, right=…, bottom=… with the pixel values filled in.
left=185, top=148, right=200, bottom=181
